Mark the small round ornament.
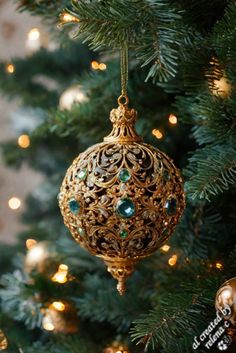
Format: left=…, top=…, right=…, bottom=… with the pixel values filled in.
left=24, top=241, right=62, bottom=278
left=59, top=85, right=88, bottom=110
left=59, top=96, right=185, bottom=294
left=103, top=341, right=130, bottom=353
left=42, top=300, right=79, bottom=334
left=0, top=330, right=8, bottom=351
left=215, top=277, right=236, bottom=325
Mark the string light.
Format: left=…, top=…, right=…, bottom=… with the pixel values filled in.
left=26, top=243, right=45, bottom=263
left=26, top=239, right=37, bottom=250
left=168, top=254, right=178, bottom=266
left=42, top=316, right=55, bottom=331
left=91, top=60, right=100, bottom=70
left=51, top=264, right=69, bottom=284
left=152, top=129, right=163, bottom=139
left=18, top=134, right=30, bottom=148
left=215, top=262, right=223, bottom=270
left=51, top=301, right=66, bottom=312
left=99, top=63, right=107, bottom=71
left=8, top=197, right=21, bottom=210
left=6, top=63, right=15, bottom=74
left=28, top=28, right=40, bottom=41
left=161, top=244, right=170, bottom=252
left=91, top=61, right=107, bottom=71
left=60, top=12, right=80, bottom=23
left=168, top=114, right=178, bottom=125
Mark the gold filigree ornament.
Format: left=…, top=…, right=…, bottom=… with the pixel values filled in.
left=59, top=46, right=185, bottom=295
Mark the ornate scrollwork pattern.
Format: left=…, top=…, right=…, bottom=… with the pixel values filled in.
left=59, top=103, right=185, bottom=294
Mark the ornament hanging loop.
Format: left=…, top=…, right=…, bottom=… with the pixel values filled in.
left=117, top=94, right=129, bottom=106
left=118, top=42, right=129, bottom=106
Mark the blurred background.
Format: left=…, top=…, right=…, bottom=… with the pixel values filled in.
left=0, top=1, right=43, bottom=243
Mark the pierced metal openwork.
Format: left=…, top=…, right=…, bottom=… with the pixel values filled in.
left=59, top=99, right=185, bottom=294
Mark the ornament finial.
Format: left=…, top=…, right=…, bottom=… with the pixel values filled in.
left=104, top=99, right=142, bottom=143
left=103, top=257, right=137, bottom=295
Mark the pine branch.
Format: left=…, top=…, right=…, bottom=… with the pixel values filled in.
left=68, top=0, right=197, bottom=82
left=184, top=144, right=236, bottom=201
left=25, top=336, right=99, bottom=353
left=0, top=271, right=43, bottom=329
left=73, top=273, right=151, bottom=332
left=173, top=203, right=221, bottom=259
left=130, top=266, right=222, bottom=352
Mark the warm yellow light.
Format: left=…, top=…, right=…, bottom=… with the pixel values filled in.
left=152, top=129, right=163, bottom=139
left=51, top=301, right=66, bottom=312
left=211, top=77, right=231, bottom=98
left=215, top=262, right=223, bottom=270
left=18, top=134, right=30, bottom=148
left=43, top=316, right=55, bottom=331
left=26, top=243, right=45, bottom=263
left=161, top=244, right=170, bottom=252
left=52, top=272, right=68, bottom=284
left=59, top=264, right=68, bottom=271
left=169, top=114, right=178, bottom=125
left=168, top=254, right=178, bottom=266
left=6, top=64, right=15, bottom=74
left=28, top=28, right=40, bottom=41
left=26, top=238, right=37, bottom=250
left=61, top=12, right=80, bottom=23
left=99, top=63, right=107, bottom=71
left=51, top=264, right=69, bottom=284
left=91, top=60, right=100, bottom=70
left=8, top=197, right=21, bottom=210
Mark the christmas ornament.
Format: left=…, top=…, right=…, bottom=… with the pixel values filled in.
left=59, top=46, right=185, bottom=294
left=215, top=277, right=236, bottom=325
left=59, top=85, right=88, bottom=110
left=42, top=301, right=79, bottom=334
left=0, top=330, right=8, bottom=351
left=24, top=241, right=63, bottom=278
left=103, top=341, right=130, bottom=353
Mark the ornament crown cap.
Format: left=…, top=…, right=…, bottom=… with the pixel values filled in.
left=104, top=95, right=142, bottom=143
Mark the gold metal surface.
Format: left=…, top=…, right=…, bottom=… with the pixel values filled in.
left=215, top=277, right=236, bottom=325
left=59, top=100, right=185, bottom=294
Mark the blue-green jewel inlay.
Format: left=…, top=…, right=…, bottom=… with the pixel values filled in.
left=119, top=168, right=131, bottom=183
left=120, top=230, right=128, bottom=239
left=69, top=198, right=80, bottom=214
left=163, top=170, right=171, bottom=182
left=116, top=198, right=135, bottom=219
left=164, top=198, right=177, bottom=216
left=77, top=168, right=87, bottom=181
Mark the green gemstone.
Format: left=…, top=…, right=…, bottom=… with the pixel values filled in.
left=69, top=198, right=80, bottom=214
left=163, top=170, right=171, bottom=182
left=77, top=168, right=87, bottom=181
left=116, top=198, right=135, bottom=218
left=120, top=230, right=128, bottom=239
left=78, top=227, right=85, bottom=236
left=164, top=198, right=177, bottom=216
left=119, top=168, right=131, bottom=183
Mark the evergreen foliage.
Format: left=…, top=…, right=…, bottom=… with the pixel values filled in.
left=0, top=0, right=236, bottom=352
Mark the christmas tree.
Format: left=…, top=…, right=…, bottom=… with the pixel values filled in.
left=0, top=1, right=236, bottom=352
